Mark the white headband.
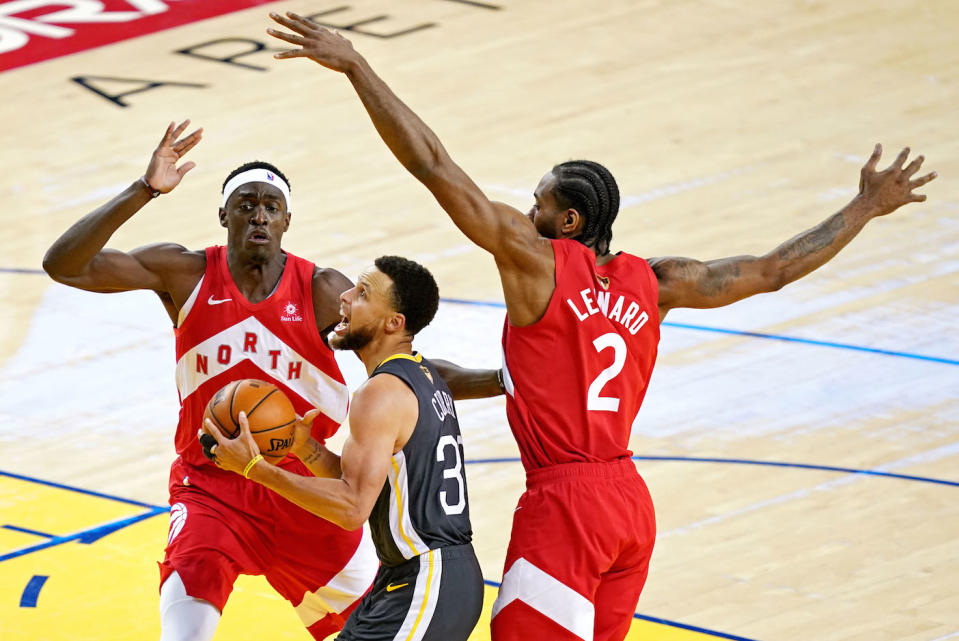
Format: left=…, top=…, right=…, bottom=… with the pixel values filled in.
left=221, top=168, right=292, bottom=210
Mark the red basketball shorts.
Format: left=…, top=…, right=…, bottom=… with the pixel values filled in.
left=159, top=461, right=378, bottom=640
left=490, top=458, right=655, bottom=641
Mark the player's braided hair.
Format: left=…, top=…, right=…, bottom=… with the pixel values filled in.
left=551, top=160, right=620, bottom=255
left=222, top=161, right=292, bottom=193
left=374, top=256, right=440, bottom=337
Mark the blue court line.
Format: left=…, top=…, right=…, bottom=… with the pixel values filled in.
left=0, top=470, right=161, bottom=509
left=20, top=575, right=48, bottom=607
left=0, top=266, right=44, bottom=274
left=464, top=456, right=959, bottom=488
left=439, top=297, right=959, bottom=367
left=482, top=578, right=759, bottom=641
left=0, top=468, right=170, bottom=563
left=443, top=297, right=506, bottom=308
left=8, top=272, right=954, bottom=365
left=632, top=612, right=760, bottom=641
left=635, top=456, right=959, bottom=488
left=0, top=506, right=168, bottom=563
left=661, top=321, right=959, bottom=366
left=3, top=524, right=55, bottom=539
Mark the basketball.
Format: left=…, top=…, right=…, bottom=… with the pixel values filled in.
left=203, top=379, right=297, bottom=463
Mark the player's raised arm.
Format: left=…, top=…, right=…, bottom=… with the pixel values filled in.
left=651, top=144, right=937, bottom=319
left=266, top=13, right=541, bottom=268
left=206, top=374, right=415, bottom=531
left=42, top=120, right=203, bottom=293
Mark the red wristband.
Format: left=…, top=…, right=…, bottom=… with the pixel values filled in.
left=139, top=176, right=161, bottom=198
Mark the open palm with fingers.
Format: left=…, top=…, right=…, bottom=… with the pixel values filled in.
left=267, top=11, right=359, bottom=72
left=144, top=119, right=203, bottom=194
left=859, top=144, right=937, bottom=217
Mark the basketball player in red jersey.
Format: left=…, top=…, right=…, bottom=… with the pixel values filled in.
left=41, top=121, right=498, bottom=641
left=266, top=13, right=939, bottom=641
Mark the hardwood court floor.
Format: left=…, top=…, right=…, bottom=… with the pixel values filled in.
left=1, top=1, right=958, bottom=640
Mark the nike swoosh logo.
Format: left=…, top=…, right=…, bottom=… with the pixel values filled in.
left=207, top=295, right=232, bottom=305
left=385, top=582, right=409, bottom=592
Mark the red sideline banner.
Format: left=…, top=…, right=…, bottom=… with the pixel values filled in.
left=0, top=0, right=283, bottom=73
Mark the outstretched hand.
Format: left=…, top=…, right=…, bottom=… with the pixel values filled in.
left=858, top=144, right=937, bottom=217
left=200, top=412, right=260, bottom=476
left=267, top=12, right=360, bottom=72
left=144, top=119, right=202, bottom=194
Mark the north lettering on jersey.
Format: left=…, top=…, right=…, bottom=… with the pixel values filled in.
left=288, top=361, right=302, bottom=380
left=190, top=333, right=303, bottom=381
left=174, top=250, right=351, bottom=459
left=566, top=286, right=650, bottom=335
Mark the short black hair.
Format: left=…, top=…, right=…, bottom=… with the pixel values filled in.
left=374, top=256, right=439, bottom=337
left=551, top=160, right=620, bottom=255
left=221, top=161, right=292, bottom=193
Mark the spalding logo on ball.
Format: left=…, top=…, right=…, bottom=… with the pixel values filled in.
left=203, top=379, right=298, bottom=463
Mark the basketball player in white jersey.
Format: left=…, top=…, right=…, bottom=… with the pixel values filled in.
left=204, top=256, right=484, bottom=641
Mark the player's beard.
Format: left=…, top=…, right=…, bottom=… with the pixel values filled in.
left=328, top=323, right=376, bottom=352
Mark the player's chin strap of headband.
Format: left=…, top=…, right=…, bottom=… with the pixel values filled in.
left=221, top=168, right=292, bottom=211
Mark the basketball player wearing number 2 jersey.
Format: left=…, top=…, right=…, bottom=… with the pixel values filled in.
left=205, top=256, right=483, bottom=641
left=266, top=13, right=938, bottom=641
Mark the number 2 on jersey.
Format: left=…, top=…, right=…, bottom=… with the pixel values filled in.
left=587, top=332, right=627, bottom=412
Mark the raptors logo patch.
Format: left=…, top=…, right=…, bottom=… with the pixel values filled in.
left=168, top=502, right=187, bottom=545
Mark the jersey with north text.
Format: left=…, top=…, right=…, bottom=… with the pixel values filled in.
left=173, top=246, right=349, bottom=470
left=501, top=239, right=660, bottom=470
left=368, top=354, right=473, bottom=567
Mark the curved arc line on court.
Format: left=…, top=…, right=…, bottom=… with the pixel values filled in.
left=466, top=456, right=959, bottom=488
left=4, top=460, right=952, bottom=638
left=2, top=453, right=955, bottom=564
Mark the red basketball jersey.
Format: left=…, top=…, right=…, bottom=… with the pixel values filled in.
left=501, top=239, right=660, bottom=470
left=173, top=246, right=349, bottom=469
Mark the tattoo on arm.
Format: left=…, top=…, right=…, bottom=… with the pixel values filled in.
left=777, top=213, right=846, bottom=261
left=651, top=257, right=696, bottom=282
left=654, top=257, right=744, bottom=297
left=302, top=441, right=324, bottom=465
left=696, top=260, right=743, bottom=296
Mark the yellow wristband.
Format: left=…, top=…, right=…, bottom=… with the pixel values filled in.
left=243, top=454, right=264, bottom=479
